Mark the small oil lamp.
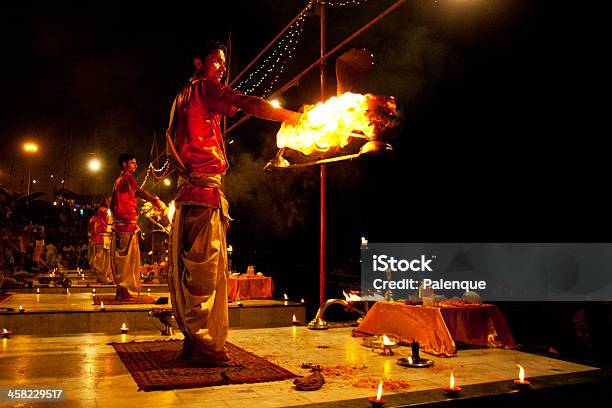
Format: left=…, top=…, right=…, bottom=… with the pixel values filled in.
left=2, top=328, right=13, bottom=339
left=36, top=287, right=40, bottom=294
left=283, top=293, right=289, bottom=306
left=236, top=301, right=243, bottom=308
left=18, top=305, right=25, bottom=313
left=368, top=380, right=385, bottom=407
left=443, top=371, right=461, bottom=397
left=292, top=314, right=300, bottom=325
left=120, top=323, right=129, bottom=334
left=381, top=335, right=396, bottom=356
left=100, top=301, right=105, bottom=311
left=514, top=364, right=531, bottom=388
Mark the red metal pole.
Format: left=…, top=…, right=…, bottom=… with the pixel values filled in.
left=320, top=2, right=327, bottom=305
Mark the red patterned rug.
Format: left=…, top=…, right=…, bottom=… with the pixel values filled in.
left=93, top=295, right=157, bottom=305
left=111, top=340, right=296, bottom=391
left=0, top=293, right=13, bottom=304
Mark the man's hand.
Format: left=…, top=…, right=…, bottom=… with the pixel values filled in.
left=155, top=199, right=167, bottom=211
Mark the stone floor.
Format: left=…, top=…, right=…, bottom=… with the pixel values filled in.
left=0, top=327, right=598, bottom=408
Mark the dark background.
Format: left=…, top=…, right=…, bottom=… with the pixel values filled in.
left=0, top=0, right=609, bottom=304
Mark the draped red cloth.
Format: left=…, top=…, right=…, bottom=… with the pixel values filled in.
left=110, top=172, right=139, bottom=232
left=173, top=78, right=241, bottom=208
left=353, top=302, right=516, bottom=357
left=227, top=275, right=274, bottom=301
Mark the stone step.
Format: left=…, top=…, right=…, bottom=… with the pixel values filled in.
left=0, top=299, right=306, bottom=335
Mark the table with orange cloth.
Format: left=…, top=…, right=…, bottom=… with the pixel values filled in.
left=353, top=302, right=516, bottom=357
left=227, top=274, right=274, bottom=301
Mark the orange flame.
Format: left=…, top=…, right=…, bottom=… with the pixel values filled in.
left=376, top=380, right=384, bottom=401
left=449, top=371, right=455, bottom=389
left=343, top=290, right=362, bottom=302
left=167, top=201, right=175, bottom=223
left=2, top=329, right=7, bottom=334
left=277, top=92, right=376, bottom=155
left=292, top=314, right=297, bottom=322
left=517, top=364, right=525, bottom=382
left=382, top=335, right=396, bottom=346
left=121, top=323, right=128, bottom=330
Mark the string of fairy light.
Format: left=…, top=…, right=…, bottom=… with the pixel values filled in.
left=140, top=159, right=171, bottom=189
left=235, top=0, right=369, bottom=98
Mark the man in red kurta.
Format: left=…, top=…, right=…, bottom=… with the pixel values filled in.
left=90, top=204, right=113, bottom=284
left=110, top=154, right=163, bottom=300
left=166, top=41, right=300, bottom=365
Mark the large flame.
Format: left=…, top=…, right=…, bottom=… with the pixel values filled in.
left=277, top=92, right=376, bottom=155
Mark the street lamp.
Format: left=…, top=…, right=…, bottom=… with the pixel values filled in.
left=88, top=158, right=102, bottom=172
left=23, top=142, right=39, bottom=194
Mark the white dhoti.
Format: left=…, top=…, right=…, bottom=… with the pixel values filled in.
left=111, top=230, right=141, bottom=299
left=92, top=242, right=112, bottom=284
left=169, top=205, right=229, bottom=362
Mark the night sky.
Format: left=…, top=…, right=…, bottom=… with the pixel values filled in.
left=0, top=1, right=608, bottom=298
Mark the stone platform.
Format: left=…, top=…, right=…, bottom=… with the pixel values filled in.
left=0, top=327, right=608, bottom=407
left=0, top=292, right=306, bottom=335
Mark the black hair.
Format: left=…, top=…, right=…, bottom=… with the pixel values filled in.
left=194, top=40, right=227, bottom=62
left=117, top=153, right=136, bottom=170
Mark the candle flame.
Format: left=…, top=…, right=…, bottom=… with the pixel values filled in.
left=361, top=236, right=368, bottom=246
left=107, top=208, right=112, bottom=217
left=450, top=371, right=455, bottom=389
left=283, top=293, right=288, bottom=300
left=228, top=245, right=233, bottom=252
left=382, top=335, right=395, bottom=346
left=121, top=323, right=127, bottom=330
left=292, top=314, right=297, bottom=322
left=517, top=364, right=525, bottom=382
left=376, top=380, right=383, bottom=401
left=100, top=301, right=104, bottom=308
left=2, top=329, right=7, bottom=334
left=19, top=305, right=23, bottom=310
left=407, top=356, right=413, bottom=365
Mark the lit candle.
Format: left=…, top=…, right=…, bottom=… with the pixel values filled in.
left=443, top=371, right=461, bottom=397
left=361, top=236, right=368, bottom=247
left=120, top=323, right=129, bottom=334
left=514, top=364, right=531, bottom=388
left=292, top=314, right=300, bottom=325
left=2, top=328, right=13, bottom=339
left=368, top=380, right=385, bottom=407
left=300, top=298, right=305, bottom=304
left=100, top=301, right=105, bottom=311
left=36, top=287, right=40, bottom=294
left=18, top=305, right=25, bottom=313
left=147, top=288, right=151, bottom=296
left=283, top=293, right=289, bottom=300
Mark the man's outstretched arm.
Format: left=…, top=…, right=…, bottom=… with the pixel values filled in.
left=233, top=95, right=300, bottom=125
